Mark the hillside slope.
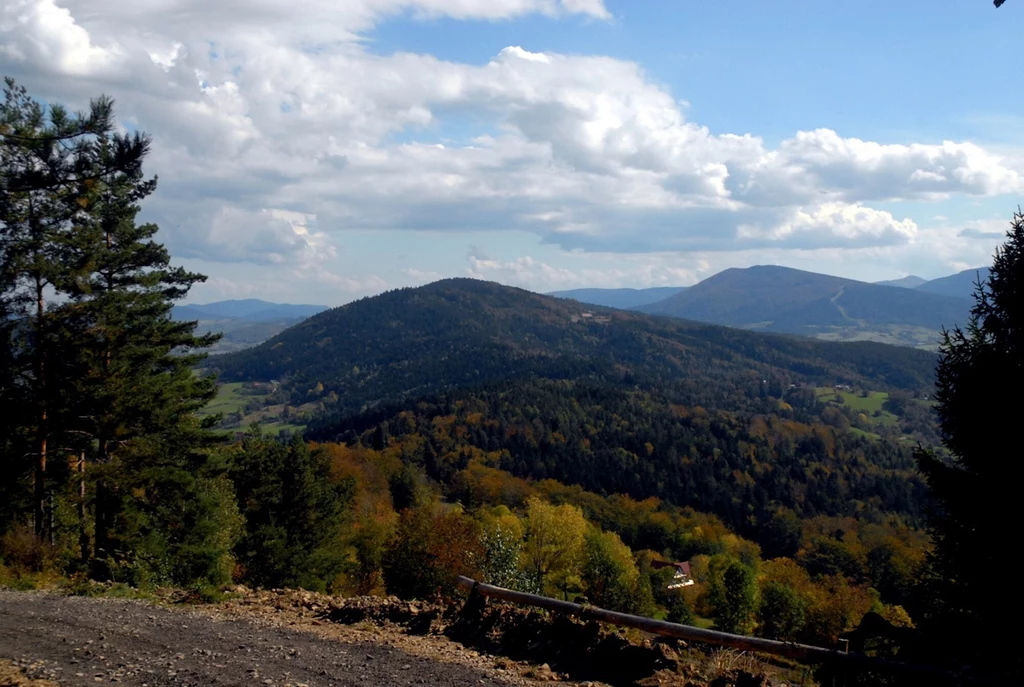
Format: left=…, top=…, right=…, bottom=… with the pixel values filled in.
left=915, top=266, right=990, bottom=299
left=638, top=265, right=970, bottom=348
left=548, top=286, right=686, bottom=309
left=307, top=377, right=931, bottom=537
left=213, top=278, right=936, bottom=415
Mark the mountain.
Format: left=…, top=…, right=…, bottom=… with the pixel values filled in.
left=212, top=278, right=937, bottom=417
left=915, top=267, right=990, bottom=299
left=548, top=286, right=686, bottom=309
left=874, top=275, right=926, bottom=288
left=174, top=299, right=329, bottom=354
left=637, top=265, right=971, bottom=349
left=174, top=299, right=327, bottom=322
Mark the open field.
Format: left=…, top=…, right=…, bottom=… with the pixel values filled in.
left=201, top=381, right=250, bottom=416
left=806, top=323, right=944, bottom=350
left=815, top=387, right=899, bottom=427
left=201, top=381, right=310, bottom=438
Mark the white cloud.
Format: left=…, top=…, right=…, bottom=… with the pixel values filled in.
left=1, top=0, right=1018, bottom=293
left=465, top=245, right=703, bottom=292
left=737, top=203, right=918, bottom=248
left=0, top=0, right=119, bottom=74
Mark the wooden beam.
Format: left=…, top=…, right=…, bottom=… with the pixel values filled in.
left=454, top=576, right=1011, bottom=685
left=457, top=575, right=847, bottom=662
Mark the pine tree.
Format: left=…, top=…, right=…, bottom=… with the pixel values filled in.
left=61, top=124, right=220, bottom=570
left=2, top=80, right=232, bottom=585
left=915, top=210, right=1024, bottom=677
left=0, top=78, right=119, bottom=541
left=231, top=431, right=353, bottom=591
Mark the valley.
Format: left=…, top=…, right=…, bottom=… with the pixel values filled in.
left=3, top=52, right=1019, bottom=686
left=173, top=299, right=329, bottom=355
left=200, top=381, right=311, bottom=438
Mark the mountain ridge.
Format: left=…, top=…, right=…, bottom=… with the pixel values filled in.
left=212, top=277, right=937, bottom=418
left=915, top=266, right=991, bottom=299
left=174, top=299, right=330, bottom=355
left=174, top=299, right=328, bottom=322
left=875, top=275, right=927, bottom=288
left=636, top=265, right=972, bottom=348
left=548, top=286, right=687, bottom=309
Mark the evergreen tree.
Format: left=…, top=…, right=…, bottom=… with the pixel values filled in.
left=61, top=123, right=220, bottom=570
left=231, top=431, right=353, bottom=591
left=915, top=211, right=1024, bottom=677
left=0, top=78, right=119, bottom=540
left=2, top=80, right=233, bottom=585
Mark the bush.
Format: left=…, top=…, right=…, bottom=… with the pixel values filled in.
left=666, top=594, right=695, bottom=625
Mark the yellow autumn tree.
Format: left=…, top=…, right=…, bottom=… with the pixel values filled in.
left=523, top=497, right=587, bottom=598
left=582, top=528, right=640, bottom=612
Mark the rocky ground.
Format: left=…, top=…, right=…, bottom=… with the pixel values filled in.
left=0, top=587, right=792, bottom=687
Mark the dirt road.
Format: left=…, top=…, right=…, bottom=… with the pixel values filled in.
left=0, top=590, right=519, bottom=687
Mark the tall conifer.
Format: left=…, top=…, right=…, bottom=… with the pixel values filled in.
left=915, top=211, right=1024, bottom=677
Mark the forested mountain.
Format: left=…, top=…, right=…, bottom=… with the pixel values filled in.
left=875, top=275, right=926, bottom=288
left=915, top=267, right=990, bottom=299
left=548, top=286, right=686, bottom=309
left=637, top=265, right=971, bottom=348
left=212, top=278, right=937, bottom=417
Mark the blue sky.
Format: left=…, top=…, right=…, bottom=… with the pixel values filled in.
left=369, top=1, right=1024, bottom=145
left=2, top=0, right=1021, bottom=304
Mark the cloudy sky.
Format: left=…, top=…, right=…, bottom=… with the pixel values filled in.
left=2, top=0, right=1022, bottom=305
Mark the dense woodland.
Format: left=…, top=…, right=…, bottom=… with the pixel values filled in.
left=2, top=83, right=1022, bottom=682
left=309, top=379, right=932, bottom=539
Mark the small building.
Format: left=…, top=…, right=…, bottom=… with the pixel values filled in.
left=651, top=560, right=695, bottom=588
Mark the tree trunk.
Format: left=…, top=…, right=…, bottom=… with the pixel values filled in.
left=78, top=450, right=89, bottom=564
left=92, top=479, right=110, bottom=580
left=33, top=276, right=47, bottom=541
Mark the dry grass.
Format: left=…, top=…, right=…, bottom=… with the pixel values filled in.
left=700, top=648, right=767, bottom=677
left=0, top=660, right=59, bottom=687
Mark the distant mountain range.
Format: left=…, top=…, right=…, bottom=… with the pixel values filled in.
left=212, top=278, right=937, bottom=417
left=174, top=299, right=327, bottom=322
left=185, top=264, right=991, bottom=358
left=634, top=265, right=981, bottom=349
left=872, top=268, right=991, bottom=297
left=548, top=286, right=687, bottom=309
left=173, top=299, right=328, bottom=354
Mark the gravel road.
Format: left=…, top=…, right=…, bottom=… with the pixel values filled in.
left=0, top=590, right=517, bottom=687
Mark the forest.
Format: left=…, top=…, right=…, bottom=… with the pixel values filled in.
left=2, top=82, right=1022, bottom=682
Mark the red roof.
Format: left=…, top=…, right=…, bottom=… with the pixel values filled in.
left=651, top=560, right=691, bottom=576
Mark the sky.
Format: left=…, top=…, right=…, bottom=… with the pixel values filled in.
left=2, top=0, right=1023, bottom=306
